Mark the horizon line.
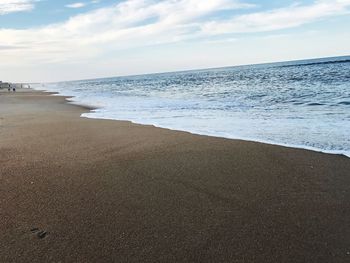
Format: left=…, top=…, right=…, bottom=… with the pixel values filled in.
left=20, top=53, right=350, bottom=84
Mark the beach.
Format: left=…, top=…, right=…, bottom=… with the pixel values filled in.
left=1, top=89, right=349, bottom=262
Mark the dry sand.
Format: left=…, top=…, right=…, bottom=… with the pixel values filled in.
left=1, top=89, right=349, bottom=262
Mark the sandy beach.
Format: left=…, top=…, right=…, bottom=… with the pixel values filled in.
left=1, top=89, right=349, bottom=262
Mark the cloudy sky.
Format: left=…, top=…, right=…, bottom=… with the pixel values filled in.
left=0, top=0, right=349, bottom=82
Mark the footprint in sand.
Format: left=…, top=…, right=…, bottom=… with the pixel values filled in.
left=30, top=228, right=48, bottom=239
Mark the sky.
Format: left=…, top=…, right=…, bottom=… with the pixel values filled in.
left=0, top=0, right=349, bottom=83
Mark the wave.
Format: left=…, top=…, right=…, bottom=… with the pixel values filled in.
left=32, top=55, right=350, bottom=159
left=279, top=58, right=350, bottom=68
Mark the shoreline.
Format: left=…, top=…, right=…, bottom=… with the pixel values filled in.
left=81, top=113, right=350, bottom=158
left=1, top=88, right=350, bottom=262
left=47, top=88, right=349, bottom=158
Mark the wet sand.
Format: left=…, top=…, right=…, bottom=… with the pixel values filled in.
left=1, top=89, right=349, bottom=262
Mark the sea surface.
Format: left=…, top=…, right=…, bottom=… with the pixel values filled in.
left=36, top=56, right=350, bottom=157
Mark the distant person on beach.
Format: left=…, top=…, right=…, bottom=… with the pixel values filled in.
left=13, top=87, right=16, bottom=92
left=8, top=87, right=11, bottom=92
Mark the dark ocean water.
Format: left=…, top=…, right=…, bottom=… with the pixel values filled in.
left=38, top=56, right=350, bottom=156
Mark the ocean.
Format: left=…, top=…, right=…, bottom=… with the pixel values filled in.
left=35, top=56, right=350, bottom=157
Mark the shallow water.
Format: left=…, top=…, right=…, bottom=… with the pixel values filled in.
left=36, top=56, right=350, bottom=157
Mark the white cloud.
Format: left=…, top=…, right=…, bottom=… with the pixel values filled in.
left=0, top=0, right=349, bottom=82
left=66, top=2, right=87, bottom=9
left=0, top=0, right=249, bottom=64
left=201, top=0, right=350, bottom=34
left=0, top=0, right=36, bottom=15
